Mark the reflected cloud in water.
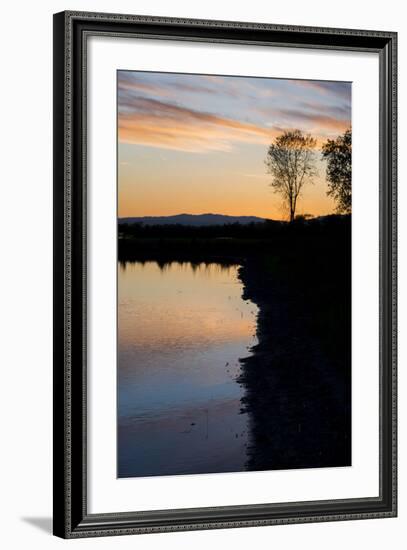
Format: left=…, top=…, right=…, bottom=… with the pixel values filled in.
left=118, top=261, right=258, bottom=478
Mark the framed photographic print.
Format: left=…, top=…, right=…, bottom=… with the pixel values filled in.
left=53, top=11, right=397, bottom=538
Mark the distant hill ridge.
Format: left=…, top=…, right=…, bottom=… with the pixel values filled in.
left=119, top=213, right=269, bottom=226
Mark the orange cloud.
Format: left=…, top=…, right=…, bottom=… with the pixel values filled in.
left=277, top=109, right=350, bottom=134
left=118, top=79, right=172, bottom=97
left=118, top=95, right=350, bottom=153
left=118, top=97, right=276, bottom=152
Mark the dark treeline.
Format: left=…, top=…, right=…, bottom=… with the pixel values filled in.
left=118, top=215, right=350, bottom=264
left=119, top=219, right=284, bottom=239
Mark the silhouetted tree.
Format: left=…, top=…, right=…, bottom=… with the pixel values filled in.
left=322, top=129, right=352, bottom=214
left=265, top=130, right=317, bottom=222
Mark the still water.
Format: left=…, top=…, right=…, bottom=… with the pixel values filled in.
left=118, top=261, right=258, bottom=477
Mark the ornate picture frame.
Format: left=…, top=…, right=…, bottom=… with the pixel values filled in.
left=53, top=11, right=397, bottom=538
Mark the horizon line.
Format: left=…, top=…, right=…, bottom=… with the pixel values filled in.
left=118, top=212, right=348, bottom=220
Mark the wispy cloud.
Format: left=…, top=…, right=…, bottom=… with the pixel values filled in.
left=118, top=76, right=172, bottom=98
left=292, top=79, right=351, bottom=101
left=298, top=100, right=351, bottom=118
left=272, top=108, right=349, bottom=132
left=118, top=97, right=276, bottom=153
left=118, top=72, right=351, bottom=152
left=118, top=72, right=237, bottom=100
left=257, top=99, right=350, bottom=140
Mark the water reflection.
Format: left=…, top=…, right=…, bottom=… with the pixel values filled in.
left=118, top=261, right=258, bottom=477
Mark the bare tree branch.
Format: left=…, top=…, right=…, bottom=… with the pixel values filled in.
left=265, top=130, right=317, bottom=222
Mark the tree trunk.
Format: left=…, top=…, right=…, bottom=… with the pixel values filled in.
left=290, top=196, right=297, bottom=222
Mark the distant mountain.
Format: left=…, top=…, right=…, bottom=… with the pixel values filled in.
left=119, top=213, right=269, bottom=226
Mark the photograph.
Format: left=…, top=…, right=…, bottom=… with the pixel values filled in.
left=51, top=8, right=397, bottom=539
left=0, top=0, right=400, bottom=545
left=117, top=70, right=352, bottom=478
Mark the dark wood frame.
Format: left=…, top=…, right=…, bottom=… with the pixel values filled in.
left=53, top=10, right=397, bottom=538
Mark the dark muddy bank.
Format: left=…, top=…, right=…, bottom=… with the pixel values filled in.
left=237, top=224, right=351, bottom=471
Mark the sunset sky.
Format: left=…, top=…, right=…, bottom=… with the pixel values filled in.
left=118, top=71, right=351, bottom=220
